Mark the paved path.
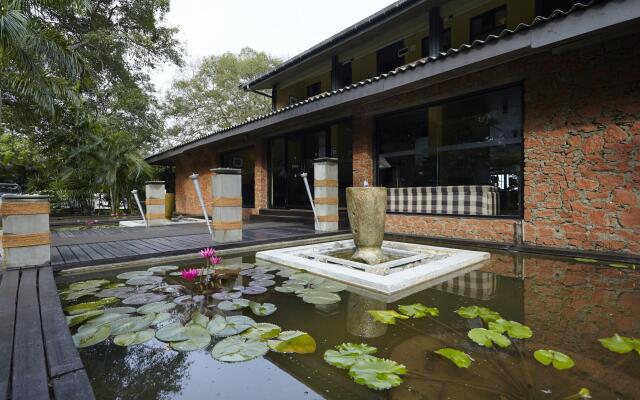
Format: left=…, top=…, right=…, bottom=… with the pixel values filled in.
left=51, top=221, right=348, bottom=270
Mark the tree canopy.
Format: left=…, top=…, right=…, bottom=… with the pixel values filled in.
left=161, top=47, right=281, bottom=147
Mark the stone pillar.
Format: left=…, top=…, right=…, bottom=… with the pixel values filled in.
left=0, top=195, right=50, bottom=269
left=314, top=158, right=339, bottom=232
left=210, top=168, right=242, bottom=242
left=145, top=181, right=167, bottom=226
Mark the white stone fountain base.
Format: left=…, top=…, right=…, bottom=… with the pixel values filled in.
left=256, top=240, right=490, bottom=296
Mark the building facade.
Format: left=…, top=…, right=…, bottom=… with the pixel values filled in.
left=148, top=0, right=640, bottom=257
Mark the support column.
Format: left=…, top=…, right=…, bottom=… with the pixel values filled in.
left=211, top=168, right=242, bottom=242
left=0, top=195, right=50, bottom=269
left=314, top=158, right=339, bottom=232
left=428, top=7, right=443, bottom=57
left=145, top=181, right=167, bottom=226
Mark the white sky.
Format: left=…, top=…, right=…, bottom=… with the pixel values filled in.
left=150, top=0, right=398, bottom=95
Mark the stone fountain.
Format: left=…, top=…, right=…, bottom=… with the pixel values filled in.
left=256, top=184, right=490, bottom=298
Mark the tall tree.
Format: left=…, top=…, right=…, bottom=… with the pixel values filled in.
left=162, top=47, right=281, bottom=147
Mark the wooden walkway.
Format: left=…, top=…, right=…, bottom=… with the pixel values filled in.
left=0, top=266, right=95, bottom=400
left=51, top=221, right=346, bottom=270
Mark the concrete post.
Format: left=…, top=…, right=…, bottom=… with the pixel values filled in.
left=210, top=168, right=242, bottom=242
left=0, top=195, right=50, bottom=269
left=145, top=181, right=167, bottom=227
left=314, top=158, right=339, bottom=232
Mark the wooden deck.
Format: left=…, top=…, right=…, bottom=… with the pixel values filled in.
left=51, top=221, right=347, bottom=270
left=0, top=266, right=95, bottom=400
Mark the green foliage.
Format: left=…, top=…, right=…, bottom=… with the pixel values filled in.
left=348, top=357, right=407, bottom=391
left=598, top=334, right=640, bottom=355
left=398, top=303, right=439, bottom=318
left=114, top=329, right=155, bottom=347
left=467, top=328, right=511, bottom=348
left=267, top=330, right=316, bottom=354
left=434, top=348, right=473, bottom=368
left=162, top=48, right=281, bottom=145
left=324, top=343, right=378, bottom=369
left=367, top=310, right=409, bottom=325
left=455, top=305, right=502, bottom=323
left=488, top=319, right=533, bottom=339
left=211, top=335, right=269, bottom=362
left=533, top=349, right=575, bottom=370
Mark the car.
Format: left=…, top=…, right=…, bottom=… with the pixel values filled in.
left=0, top=183, right=22, bottom=195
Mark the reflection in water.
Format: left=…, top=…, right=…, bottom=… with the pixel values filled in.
left=346, top=293, right=388, bottom=338
left=70, top=248, right=640, bottom=400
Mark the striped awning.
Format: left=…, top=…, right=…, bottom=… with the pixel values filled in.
left=436, top=271, right=497, bottom=300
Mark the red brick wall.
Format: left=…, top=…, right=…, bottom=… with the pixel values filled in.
left=352, top=110, right=375, bottom=187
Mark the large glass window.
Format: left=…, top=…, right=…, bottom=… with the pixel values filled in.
left=220, top=147, right=255, bottom=208
left=377, top=86, right=522, bottom=216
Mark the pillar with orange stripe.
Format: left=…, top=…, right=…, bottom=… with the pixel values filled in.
left=0, top=195, right=51, bottom=269
left=313, top=158, right=339, bottom=232
left=210, top=168, right=242, bottom=242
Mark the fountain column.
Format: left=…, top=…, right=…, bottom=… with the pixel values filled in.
left=313, top=158, right=339, bottom=232
left=210, top=168, right=242, bottom=242
left=0, top=195, right=50, bottom=269
left=145, top=181, right=167, bottom=226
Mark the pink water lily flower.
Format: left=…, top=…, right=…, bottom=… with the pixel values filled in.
left=199, top=247, right=216, bottom=258
left=181, top=268, right=199, bottom=281
left=209, top=256, right=222, bottom=265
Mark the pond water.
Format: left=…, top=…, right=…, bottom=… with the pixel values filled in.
left=57, top=243, right=639, bottom=400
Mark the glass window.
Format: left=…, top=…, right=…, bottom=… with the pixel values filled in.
left=220, top=147, right=256, bottom=208
left=306, top=82, right=321, bottom=98
left=376, top=40, right=405, bottom=75
left=377, top=86, right=522, bottom=216
left=470, top=6, right=507, bottom=42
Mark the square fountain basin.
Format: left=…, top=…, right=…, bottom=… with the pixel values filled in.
left=256, top=239, right=490, bottom=295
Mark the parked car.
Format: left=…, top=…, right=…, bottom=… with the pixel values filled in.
left=0, top=183, right=22, bottom=196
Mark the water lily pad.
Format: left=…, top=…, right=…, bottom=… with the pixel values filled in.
left=123, top=293, right=166, bottom=305
left=226, top=263, right=255, bottom=270
left=64, top=297, right=120, bottom=315
left=148, top=265, right=179, bottom=274
left=211, top=335, right=268, bottom=362
left=398, top=304, right=439, bottom=318
left=251, top=273, right=275, bottom=280
left=217, top=298, right=250, bottom=311
left=434, top=348, right=473, bottom=368
left=85, top=312, right=129, bottom=325
left=312, top=281, right=347, bottom=293
left=249, top=302, right=277, bottom=316
left=170, top=325, right=211, bottom=351
left=207, top=315, right=255, bottom=337
left=268, top=330, right=316, bottom=354
left=68, top=279, right=110, bottom=291
left=241, top=286, right=267, bottom=295
left=574, top=257, right=598, bottom=263
left=367, top=310, right=409, bottom=325
left=154, top=285, right=185, bottom=294
left=104, top=306, right=137, bottom=314
left=274, top=286, right=296, bottom=293
left=348, top=357, right=407, bottom=390
left=455, top=306, right=502, bottom=323
left=110, top=314, right=156, bottom=335
left=239, top=269, right=259, bottom=276
left=276, top=269, right=295, bottom=277
left=301, top=290, right=341, bottom=305
left=189, top=311, right=210, bottom=328
left=156, top=322, right=189, bottom=342
left=103, top=282, right=125, bottom=289
left=468, top=328, right=511, bottom=348
left=324, top=343, right=378, bottom=369
left=117, top=270, right=153, bottom=280
left=598, top=334, right=640, bottom=355
left=173, top=295, right=194, bottom=305
left=533, top=349, right=575, bottom=370
left=138, top=301, right=176, bottom=314
left=113, top=329, right=156, bottom=346
left=67, top=310, right=104, bottom=327
left=250, top=279, right=276, bottom=287
left=95, top=287, right=135, bottom=299
left=63, top=288, right=100, bottom=301
left=72, top=324, right=111, bottom=348
left=212, top=291, right=242, bottom=300
left=488, top=319, right=533, bottom=339
left=152, top=312, right=171, bottom=325
left=241, top=323, right=281, bottom=341
left=126, top=276, right=164, bottom=286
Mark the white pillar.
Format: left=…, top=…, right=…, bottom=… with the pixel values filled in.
left=211, top=168, right=242, bottom=242
left=145, top=181, right=167, bottom=227
left=0, top=195, right=50, bottom=269
left=314, top=158, right=339, bottom=232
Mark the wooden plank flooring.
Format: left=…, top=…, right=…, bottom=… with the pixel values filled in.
left=51, top=221, right=348, bottom=270
left=0, top=268, right=95, bottom=400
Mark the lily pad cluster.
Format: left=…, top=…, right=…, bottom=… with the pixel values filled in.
left=598, top=333, right=640, bottom=355
left=368, top=303, right=439, bottom=325
left=274, top=271, right=346, bottom=305
left=324, top=343, right=407, bottom=390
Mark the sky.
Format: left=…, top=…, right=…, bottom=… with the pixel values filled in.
left=150, top=0, right=398, bottom=95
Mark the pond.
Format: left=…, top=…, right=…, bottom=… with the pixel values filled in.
left=57, top=243, right=639, bottom=400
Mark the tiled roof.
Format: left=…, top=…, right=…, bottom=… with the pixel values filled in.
left=148, top=0, right=599, bottom=161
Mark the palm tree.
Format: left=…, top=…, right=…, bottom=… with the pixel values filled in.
left=0, top=0, right=84, bottom=126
